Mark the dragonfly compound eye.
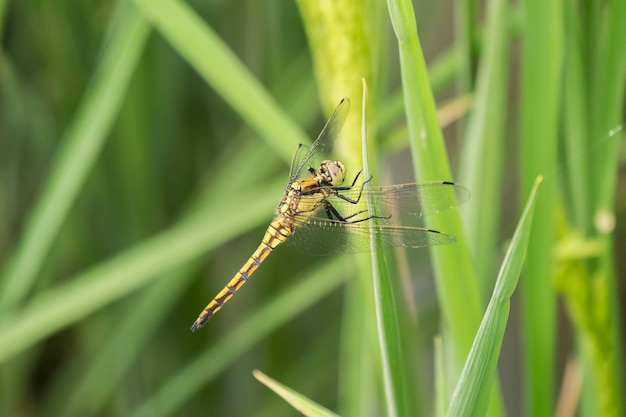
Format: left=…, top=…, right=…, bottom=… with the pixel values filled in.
left=321, top=160, right=346, bottom=185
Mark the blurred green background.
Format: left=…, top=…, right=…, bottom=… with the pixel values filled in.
left=1, top=0, right=625, bottom=416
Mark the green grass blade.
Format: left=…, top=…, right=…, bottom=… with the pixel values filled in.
left=434, top=336, right=446, bottom=417
left=294, top=0, right=376, bottom=174
left=385, top=1, right=504, bottom=414
left=454, top=0, right=475, bottom=99
left=361, top=86, right=407, bottom=417
left=447, top=177, right=541, bottom=417
left=561, top=2, right=591, bottom=233
left=253, top=370, right=340, bottom=417
left=132, top=0, right=308, bottom=163
left=519, top=0, right=562, bottom=414
left=589, top=0, right=626, bottom=211
left=584, top=5, right=626, bottom=409
left=459, top=0, right=509, bottom=294
left=0, top=4, right=150, bottom=310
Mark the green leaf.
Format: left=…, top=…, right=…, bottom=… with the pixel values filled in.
left=519, top=0, right=562, bottom=414
left=361, top=84, right=410, bottom=417
left=458, top=0, right=509, bottom=294
left=253, top=370, right=340, bottom=417
left=385, top=0, right=504, bottom=414
left=447, top=177, right=542, bottom=417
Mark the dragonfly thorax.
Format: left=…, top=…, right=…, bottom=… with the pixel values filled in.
left=319, top=160, right=346, bottom=186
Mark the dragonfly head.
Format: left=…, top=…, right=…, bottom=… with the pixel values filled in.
left=320, top=160, right=346, bottom=186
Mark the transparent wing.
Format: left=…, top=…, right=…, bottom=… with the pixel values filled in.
left=288, top=219, right=456, bottom=255
left=286, top=181, right=470, bottom=255
left=289, top=98, right=350, bottom=181
left=307, top=181, right=469, bottom=222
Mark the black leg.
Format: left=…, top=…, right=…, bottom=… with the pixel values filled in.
left=324, top=202, right=348, bottom=222
left=333, top=172, right=374, bottom=204
left=325, top=201, right=392, bottom=224
left=350, top=169, right=363, bottom=187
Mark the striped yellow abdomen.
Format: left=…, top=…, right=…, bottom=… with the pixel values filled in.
left=190, top=219, right=291, bottom=331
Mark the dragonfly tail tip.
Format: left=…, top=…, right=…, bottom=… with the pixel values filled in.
left=190, top=321, right=202, bottom=332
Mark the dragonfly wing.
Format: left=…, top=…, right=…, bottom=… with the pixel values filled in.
left=285, top=181, right=467, bottom=255
left=322, top=181, right=470, bottom=223
left=287, top=216, right=456, bottom=256
left=289, top=99, right=350, bottom=180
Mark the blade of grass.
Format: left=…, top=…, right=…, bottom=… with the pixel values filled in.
left=294, top=0, right=373, bottom=154
left=253, top=370, right=340, bottom=417
left=385, top=1, right=504, bottom=415
left=434, top=336, right=446, bottom=417
left=561, top=1, right=591, bottom=233
left=454, top=0, right=475, bottom=99
left=129, top=258, right=349, bottom=417
left=361, top=83, right=406, bottom=417
left=132, top=0, right=308, bottom=163
left=519, top=0, right=562, bottom=414
left=0, top=2, right=150, bottom=311
left=585, top=2, right=626, bottom=414
left=377, top=45, right=461, bottom=132
left=589, top=0, right=626, bottom=212
left=447, top=176, right=542, bottom=417
left=458, top=0, right=509, bottom=295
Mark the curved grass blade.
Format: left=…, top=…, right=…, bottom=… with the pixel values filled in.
left=385, top=0, right=505, bottom=415
left=447, top=177, right=542, bottom=417
left=253, top=370, right=340, bottom=417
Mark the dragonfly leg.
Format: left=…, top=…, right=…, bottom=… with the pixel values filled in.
left=324, top=201, right=349, bottom=221
left=324, top=200, right=390, bottom=224
left=349, top=169, right=363, bottom=187
left=333, top=174, right=373, bottom=204
left=344, top=212, right=392, bottom=224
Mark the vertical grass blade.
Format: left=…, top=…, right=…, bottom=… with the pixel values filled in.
left=447, top=177, right=542, bottom=417
left=561, top=2, right=591, bottom=233
left=519, top=0, right=562, bottom=414
left=361, top=83, right=408, bottom=417
left=385, top=0, right=504, bottom=414
left=458, top=0, right=509, bottom=294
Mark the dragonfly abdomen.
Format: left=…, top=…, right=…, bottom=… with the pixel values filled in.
left=190, top=220, right=291, bottom=331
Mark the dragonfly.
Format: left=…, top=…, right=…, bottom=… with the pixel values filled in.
left=190, top=98, right=469, bottom=331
